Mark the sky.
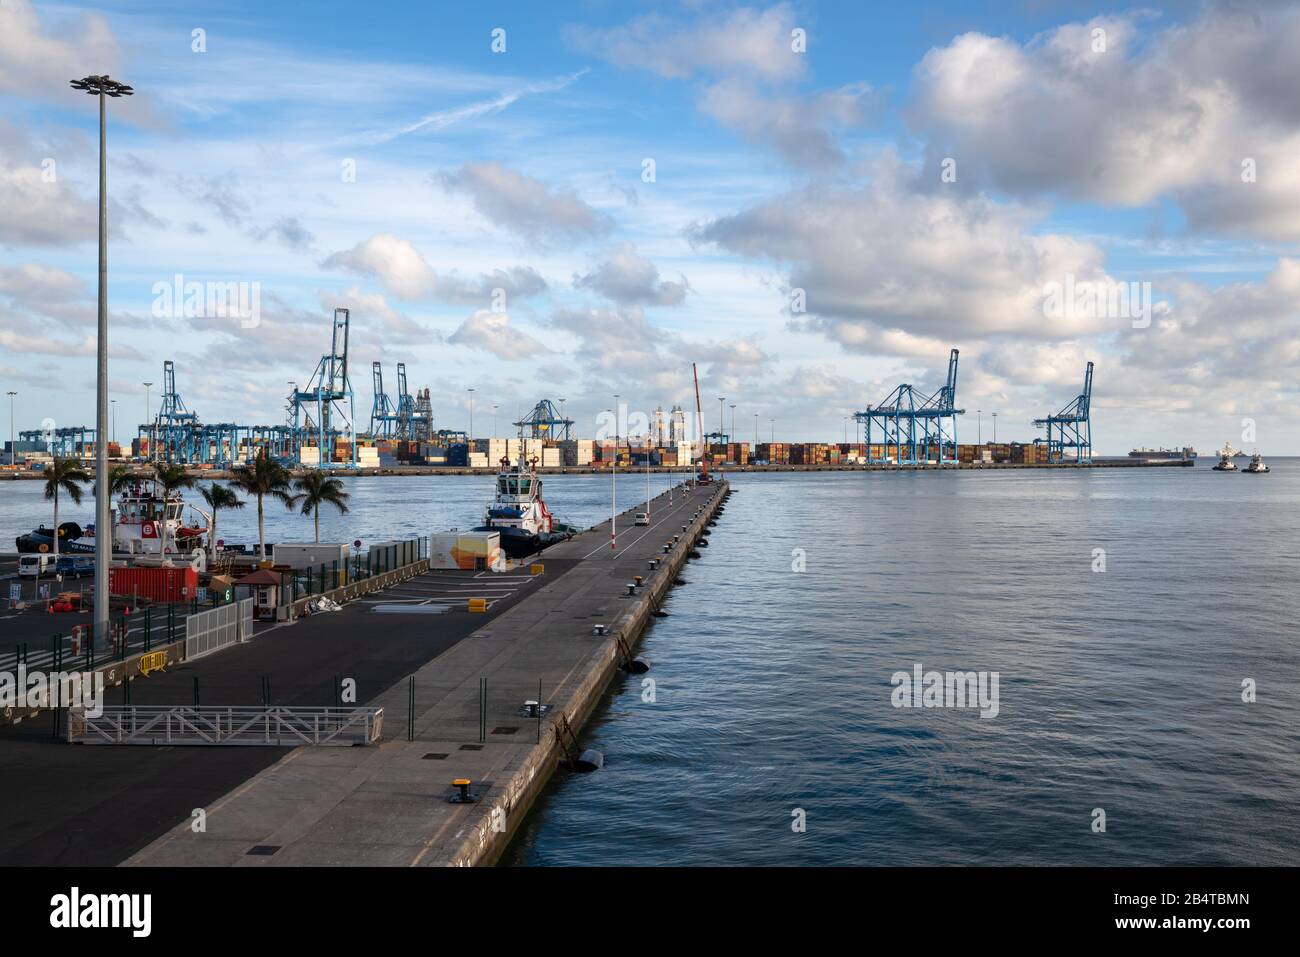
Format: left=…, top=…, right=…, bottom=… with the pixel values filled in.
left=1, top=0, right=1298, bottom=454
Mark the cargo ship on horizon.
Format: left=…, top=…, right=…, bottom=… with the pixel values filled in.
left=1129, top=446, right=1197, bottom=461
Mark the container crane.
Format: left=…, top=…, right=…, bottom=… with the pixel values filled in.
left=1034, top=361, right=1094, bottom=463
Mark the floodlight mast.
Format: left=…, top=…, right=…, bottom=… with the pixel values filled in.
left=70, top=74, right=133, bottom=645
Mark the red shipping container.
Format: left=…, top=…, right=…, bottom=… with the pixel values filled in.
left=109, top=565, right=198, bottom=603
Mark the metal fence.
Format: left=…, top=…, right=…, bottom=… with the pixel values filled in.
left=66, top=705, right=384, bottom=746
left=2, top=603, right=195, bottom=677
left=184, top=598, right=253, bottom=662
left=280, top=536, right=426, bottom=605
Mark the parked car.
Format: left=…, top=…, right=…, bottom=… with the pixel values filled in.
left=634, top=512, right=649, bottom=526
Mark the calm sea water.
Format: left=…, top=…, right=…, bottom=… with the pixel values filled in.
left=4, top=462, right=1297, bottom=865
left=506, top=460, right=1300, bottom=866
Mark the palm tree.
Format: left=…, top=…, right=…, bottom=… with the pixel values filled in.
left=106, top=464, right=136, bottom=495
left=42, top=458, right=89, bottom=559
left=198, top=482, right=245, bottom=561
left=289, top=471, right=351, bottom=543
left=152, top=463, right=196, bottom=557
left=230, top=450, right=294, bottom=559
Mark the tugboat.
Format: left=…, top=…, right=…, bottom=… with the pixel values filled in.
left=1211, top=444, right=1239, bottom=472
left=1243, top=451, right=1270, bottom=474
left=16, top=478, right=208, bottom=557
left=477, top=454, right=575, bottom=559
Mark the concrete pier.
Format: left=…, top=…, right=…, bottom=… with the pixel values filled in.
left=125, top=479, right=728, bottom=866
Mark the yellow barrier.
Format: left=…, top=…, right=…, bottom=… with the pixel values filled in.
left=467, top=598, right=488, bottom=613
left=530, top=563, right=544, bottom=575
left=138, top=651, right=168, bottom=677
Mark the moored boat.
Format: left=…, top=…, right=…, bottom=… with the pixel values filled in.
left=476, top=454, right=575, bottom=559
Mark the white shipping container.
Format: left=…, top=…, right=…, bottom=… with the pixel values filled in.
left=429, top=532, right=461, bottom=569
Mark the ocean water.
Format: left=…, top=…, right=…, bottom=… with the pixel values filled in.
left=4, top=461, right=1297, bottom=865
left=505, top=460, right=1300, bottom=866
left=0, top=468, right=681, bottom=553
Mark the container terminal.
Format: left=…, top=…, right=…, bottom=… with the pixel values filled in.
left=2, top=310, right=1198, bottom=479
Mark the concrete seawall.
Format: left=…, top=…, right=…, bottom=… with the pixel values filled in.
left=125, top=479, right=729, bottom=867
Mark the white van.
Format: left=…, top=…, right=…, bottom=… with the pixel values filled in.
left=18, top=554, right=54, bottom=577
left=634, top=512, right=649, bottom=526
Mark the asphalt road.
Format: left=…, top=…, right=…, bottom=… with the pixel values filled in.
left=0, top=562, right=570, bottom=865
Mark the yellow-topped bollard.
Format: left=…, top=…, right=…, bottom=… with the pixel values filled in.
left=467, top=598, right=488, bottom=613
left=530, top=563, right=545, bottom=575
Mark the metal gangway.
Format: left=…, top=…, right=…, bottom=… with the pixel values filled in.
left=66, top=705, right=383, bottom=746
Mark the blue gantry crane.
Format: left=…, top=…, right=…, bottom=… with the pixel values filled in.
left=147, top=359, right=199, bottom=462
left=369, top=362, right=400, bottom=438
left=20, top=426, right=96, bottom=457
left=1034, top=361, right=1094, bottom=463
left=288, top=308, right=357, bottom=468
left=855, top=348, right=964, bottom=465
left=514, top=399, right=574, bottom=441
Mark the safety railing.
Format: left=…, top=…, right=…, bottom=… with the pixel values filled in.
left=184, top=598, right=253, bottom=662
left=66, top=705, right=384, bottom=746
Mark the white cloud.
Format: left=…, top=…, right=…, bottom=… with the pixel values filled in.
left=907, top=7, right=1300, bottom=238
left=0, top=0, right=120, bottom=101
left=691, top=154, right=1120, bottom=352
left=321, top=233, right=436, bottom=300
left=323, top=286, right=431, bottom=344
left=567, top=4, right=805, bottom=82
left=700, top=79, right=877, bottom=169
left=438, top=162, right=613, bottom=246
left=574, top=243, right=688, bottom=306
left=448, top=309, right=550, bottom=360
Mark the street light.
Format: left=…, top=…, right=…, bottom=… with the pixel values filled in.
left=71, top=73, right=133, bottom=647
left=467, top=388, right=475, bottom=440
left=607, top=405, right=617, bottom=554
left=977, top=409, right=982, bottom=446
left=717, top=396, right=725, bottom=441
left=492, top=403, right=497, bottom=439
left=6, top=391, right=15, bottom=467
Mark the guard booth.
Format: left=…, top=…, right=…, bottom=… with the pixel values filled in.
left=234, top=569, right=282, bottom=621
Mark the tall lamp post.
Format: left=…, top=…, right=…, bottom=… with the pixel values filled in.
left=6, top=391, right=15, bottom=467
left=467, top=388, right=475, bottom=440
left=72, top=74, right=133, bottom=646
left=608, top=401, right=618, bottom=553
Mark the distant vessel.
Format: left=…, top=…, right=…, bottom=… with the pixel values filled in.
left=1129, top=446, right=1196, bottom=461
left=477, top=455, right=575, bottom=559
left=1243, top=452, right=1270, bottom=474
left=1212, top=444, right=1239, bottom=472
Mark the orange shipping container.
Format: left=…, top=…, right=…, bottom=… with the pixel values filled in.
left=109, top=565, right=198, bottom=603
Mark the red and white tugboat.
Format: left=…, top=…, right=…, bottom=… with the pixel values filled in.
left=477, top=454, right=575, bottom=559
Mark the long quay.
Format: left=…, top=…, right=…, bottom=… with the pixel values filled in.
left=126, top=479, right=729, bottom=867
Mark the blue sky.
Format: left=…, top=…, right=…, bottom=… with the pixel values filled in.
left=2, top=0, right=1298, bottom=453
